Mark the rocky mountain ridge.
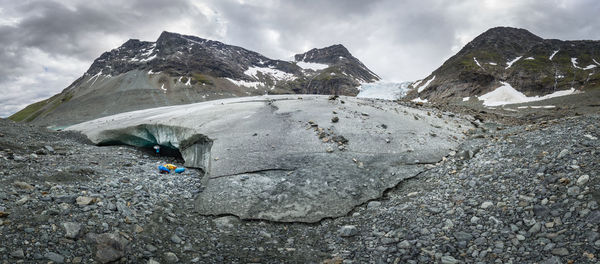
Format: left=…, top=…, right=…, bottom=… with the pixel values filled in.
left=409, top=27, right=600, bottom=102
left=10, top=31, right=379, bottom=127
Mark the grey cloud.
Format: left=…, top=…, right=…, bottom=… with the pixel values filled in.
left=1, top=0, right=600, bottom=117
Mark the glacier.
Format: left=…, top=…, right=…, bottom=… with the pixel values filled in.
left=67, top=95, right=472, bottom=222
left=357, top=81, right=412, bottom=100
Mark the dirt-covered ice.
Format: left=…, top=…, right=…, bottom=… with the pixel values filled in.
left=68, top=95, right=472, bottom=222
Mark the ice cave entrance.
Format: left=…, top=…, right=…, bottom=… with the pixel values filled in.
left=95, top=124, right=213, bottom=173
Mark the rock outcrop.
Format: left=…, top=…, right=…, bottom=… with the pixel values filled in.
left=408, top=27, right=600, bottom=101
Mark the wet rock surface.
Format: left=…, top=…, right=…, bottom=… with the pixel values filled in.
left=1, top=107, right=599, bottom=263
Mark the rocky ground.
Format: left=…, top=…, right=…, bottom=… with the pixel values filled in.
left=1, top=109, right=599, bottom=263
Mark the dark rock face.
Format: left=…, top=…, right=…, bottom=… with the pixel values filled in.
left=409, top=26, right=600, bottom=101
left=11, top=31, right=379, bottom=127
left=295, top=44, right=380, bottom=83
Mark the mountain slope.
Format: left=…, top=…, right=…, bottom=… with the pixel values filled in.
left=10, top=31, right=379, bottom=127
left=408, top=27, right=600, bottom=102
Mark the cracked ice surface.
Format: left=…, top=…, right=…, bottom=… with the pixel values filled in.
left=68, top=95, right=472, bottom=222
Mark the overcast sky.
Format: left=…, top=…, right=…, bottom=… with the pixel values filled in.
left=1, top=0, right=599, bottom=117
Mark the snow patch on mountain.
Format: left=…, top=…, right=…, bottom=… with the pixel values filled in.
left=571, top=58, right=597, bottom=70
left=549, top=50, right=560, bottom=60
left=418, top=75, right=436, bottom=93
left=478, top=81, right=579, bottom=106
left=225, top=78, right=262, bottom=89
left=505, top=56, right=522, bottom=69
left=244, top=66, right=297, bottom=81
left=473, top=57, right=484, bottom=69
left=296, top=61, right=329, bottom=71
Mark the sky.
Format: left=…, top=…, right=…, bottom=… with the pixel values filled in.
left=1, top=0, right=600, bottom=117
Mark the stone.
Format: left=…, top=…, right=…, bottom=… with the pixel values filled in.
left=557, top=149, right=569, bottom=159
left=134, top=225, right=144, bottom=233
left=146, top=244, right=158, bottom=252
left=164, top=252, right=179, bottom=263
left=567, top=186, right=580, bottom=196
left=62, top=222, right=82, bottom=239
left=45, top=252, right=65, bottom=263
left=397, top=240, right=411, bottom=249
left=13, top=181, right=35, bottom=190
left=148, top=259, right=160, bottom=264
left=440, top=255, right=459, bottom=264
left=171, top=234, right=183, bottom=244
left=76, top=196, right=95, bottom=205
left=551, top=247, right=569, bottom=256
left=454, top=231, right=473, bottom=242
left=528, top=223, right=541, bottom=234
left=541, top=256, right=562, bottom=264
left=44, top=145, right=55, bottom=152
left=480, top=201, right=493, bottom=209
left=367, top=201, right=381, bottom=209
left=11, top=249, right=25, bottom=258
left=339, top=225, right=358, bottom=237
left=213, top=216, right=238, bottom=229
left=516, top=234, right=525, bottom=241
left=87, top=232, right=128, bottom=264
left=577, top=174, right=589, bottom=186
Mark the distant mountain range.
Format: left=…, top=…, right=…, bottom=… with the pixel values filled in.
left=10, top=31, right=379, bottom=126
left=12, top=27, right=600, bottom=126
left=408, top=27, right=600, bottom=102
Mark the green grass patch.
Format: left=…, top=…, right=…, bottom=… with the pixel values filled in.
left=192, top=73, right=214, bottom=85
left=8, top=99, right=49, bottom=122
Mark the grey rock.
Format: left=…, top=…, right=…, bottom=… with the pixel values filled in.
left=213, top=216, right=238, bottom=229
left=541, top=256, right=562, bottom=264
left=528, top=223, right=541, bottom=234
left=44, top=145, right=55, bottom=153
left=473, top=237, right=487, bottom=246
left=587, top=210, right=600, bottom=225
left=339, top=225, right=358, bottom=237
left=454, top=231, right=474, bottom=242
left=116, top=201, right=133, bottom=216
left=62, top=222, right=82, bottom=239
left=480, top=201, right=493, bottom=209
left=533, top=205, right=550, bottom=217
left=45, top=252, right=65, bottom=263
left=543, top=243, right=555, bottom=251
left=164, top=252, right=179, bottom=263
left=87, top=232, right=128, bottom=264
left=367, top=201, right=382, bottom=209
left=11, top=249, right=25, bottom=258
left=146, top=244, right=158, bottom=252
left=441, top=255, right=459, bottom=264
left=397, top=240, right=411, bottom=249
left=557, top=149, right=569, bottom=159
left=551, top=247, right=569, bottom=256
left=170, top=234, right=183, bottom=244
left=567, top=186, right=580, bottom=196
left=576, top=174, right=589, bottom=186
left=147, top=259, right=160, bottom=264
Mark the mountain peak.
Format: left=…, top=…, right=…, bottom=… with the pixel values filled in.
left=294, top=44, right=351, bottom=63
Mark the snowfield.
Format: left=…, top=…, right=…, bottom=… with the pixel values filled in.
left=478, top=82, right=579, bottom=106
